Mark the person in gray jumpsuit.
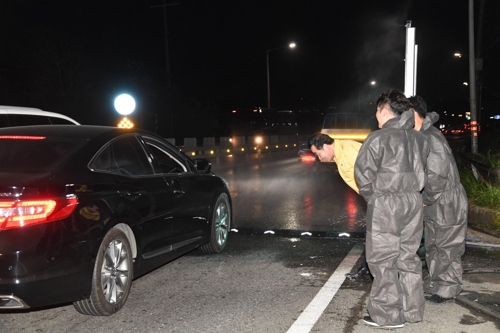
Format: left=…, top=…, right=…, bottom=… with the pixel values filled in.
left=410, top=95, right=468, bottom=303
left=355, top=89, right=428, bottom=328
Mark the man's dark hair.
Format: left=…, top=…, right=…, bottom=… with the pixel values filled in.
left=408, top=95, right=427, bottom=119
left=376, top=89, right=412, bottom=116
left=308, top=133, right=333, bottom=150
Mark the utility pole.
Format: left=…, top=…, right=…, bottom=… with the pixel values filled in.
left=476, top=0, right=485, bottom=138
left=469, top=0, right=478, bottom=153
left=151, top=1, right=179, bottom=138
left=151, top=0, right=179, bottom=88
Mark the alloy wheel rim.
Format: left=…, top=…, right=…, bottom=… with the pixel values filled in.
left=101, top=239, right=130, bottom=304
left=215, top=201, right=229, bottom=246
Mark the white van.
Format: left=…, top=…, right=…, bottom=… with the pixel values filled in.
left=0, top=105, right=80, bottom=128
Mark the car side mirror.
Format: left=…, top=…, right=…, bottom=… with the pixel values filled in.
left=194, top=159, right=211, bottom=174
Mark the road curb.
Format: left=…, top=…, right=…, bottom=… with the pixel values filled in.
left=456, top=295, right=500, bottom=321
left=468, top=203, right=500, bottom=238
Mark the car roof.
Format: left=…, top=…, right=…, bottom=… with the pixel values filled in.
left=0, top=105, right=80, bottom=125
left=0, top=125, right=156, bottom=141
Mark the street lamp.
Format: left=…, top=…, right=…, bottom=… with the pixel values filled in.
left=358, top=80, right=377, bottom=113
left=453, top=48, right=483, bottom=152
left=266, top=42, right=296, bottom=109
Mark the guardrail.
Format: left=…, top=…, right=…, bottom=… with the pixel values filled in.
left=458, top=153, right=500, bottom=185
left=456, top=137, right=500, bottom=185
left=171, top=134, right=310, bottom=159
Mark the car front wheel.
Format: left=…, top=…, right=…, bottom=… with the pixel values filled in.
left=73, top=227, right=133, bottom=316
left=199, top=192, right=231, bottom=254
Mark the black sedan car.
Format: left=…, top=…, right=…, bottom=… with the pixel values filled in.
left=0, top=125, right=231, bottom=316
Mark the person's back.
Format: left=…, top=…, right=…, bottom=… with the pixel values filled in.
left=421, top=113, right=463, bottom=201
left=355, top=110, right=427, bottom=200
left=355, top=89, right=427, bottom=328
left=416, top=108, right=468, bottom=302
left=334, top=139, right=361, bottom=194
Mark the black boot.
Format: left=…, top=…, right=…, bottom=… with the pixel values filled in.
left=345, top=266, right=372, bottom=282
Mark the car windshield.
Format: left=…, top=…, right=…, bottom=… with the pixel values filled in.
left=0, top=135, right=86, bottom=172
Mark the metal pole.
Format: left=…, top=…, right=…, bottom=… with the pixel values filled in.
left=476, top=0, right=485, bottom=134
left=413, top=44, right=418, bottom=95
left=469, top=0, right=478, bottom=153
left=404, top=21, right=416, bottom=97
left=162, top=0, right=171, bottom=89
left=162, top=0, right=172, bottom=138
left=266, top=44, right=296, bottom=109
left=151, top=1, right=179, bottom=138
left=266, top=50, right=271, bottom=109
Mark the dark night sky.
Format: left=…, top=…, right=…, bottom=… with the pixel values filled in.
left=0, top=0, right=499, bottom=138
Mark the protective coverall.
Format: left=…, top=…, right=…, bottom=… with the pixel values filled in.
left=354, top=110, right=428, bottom=326
left=333, top=139, right=361, bottom=194
left=420, top=112, right=468, bottom=298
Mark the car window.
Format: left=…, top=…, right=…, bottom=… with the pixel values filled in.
left=91, top=136, right=154, bottom=176
left=8, top=114, right=51, bottom=126
left=144, top=139, right=187, bottom=174
left=90, top=144, right=117, bottom=172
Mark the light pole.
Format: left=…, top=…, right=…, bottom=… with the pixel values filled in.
left=468, top=0, right=479, bottom=153
left=454, top=48, right=483, bottom=154
left=357, top=80, right=377, bottom=113
left=266, top=42, right=296, bottom=109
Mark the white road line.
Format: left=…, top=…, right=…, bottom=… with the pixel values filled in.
left=286, top=242, right=365, bottom=333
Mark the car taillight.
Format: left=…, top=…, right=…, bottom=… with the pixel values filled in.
left=0, top=197, right=78, bottom=230
left=0, top=135, right=46, bottom=140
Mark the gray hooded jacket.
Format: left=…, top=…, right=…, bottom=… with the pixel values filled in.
left=420, top=112, right=468, bottom=210
left=420, top=112, right=468, bottom=299
left=355, top=110, right=428, bottom=202
left=354, top=110, right=428, bottom=325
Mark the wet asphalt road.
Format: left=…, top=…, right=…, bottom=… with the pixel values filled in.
left=211, top=151, right=367, bottom=235
left=1, top=149, right=500, bottom=332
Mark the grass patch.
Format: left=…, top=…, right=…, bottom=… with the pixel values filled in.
left=461, top=169, right=500, bottom=234
left=461, top=170, right=500, bottom=211
left=486, top=150, right=500, bottom=168
left=486, top=219, right=500, bottom=235
left=461, top=150, right=500, bottom=167
left=459, top=130, right=500, bottom=234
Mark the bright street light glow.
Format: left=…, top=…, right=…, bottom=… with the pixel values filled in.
left=114, top=94, right=136, bottom=115
left=370, top=81, right=376, bottom=85
left=454, top=53, right=462, bottom=58
left=267, top=42, right=297, bottom=108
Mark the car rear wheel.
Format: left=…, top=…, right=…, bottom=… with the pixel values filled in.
left=199, top=192, right=231, bottom=254
left=73, top=228, right=133, bottom=316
